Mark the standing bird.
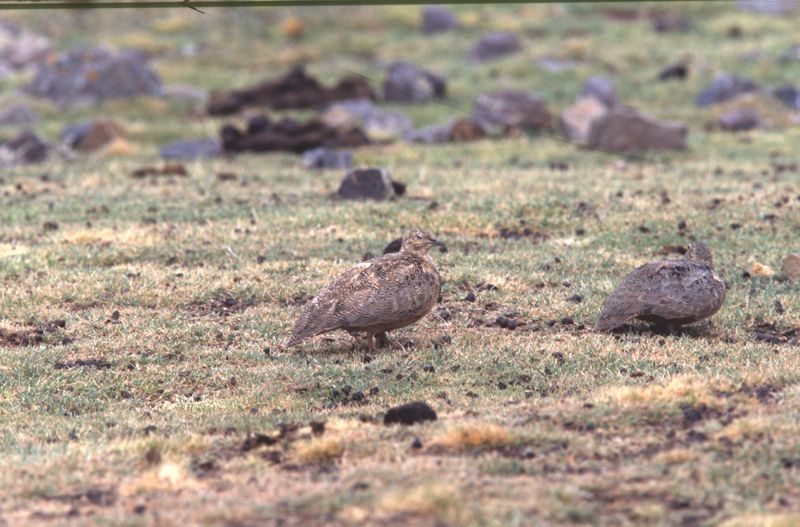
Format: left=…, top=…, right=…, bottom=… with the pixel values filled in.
left=285, top=228, right=445, bottom=351
left=596, top=242, right=726, bottom=332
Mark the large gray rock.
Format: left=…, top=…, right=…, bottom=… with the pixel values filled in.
left=696, top=74, right=759, bottom=107
left=581, top=76, right=617, bottom=108
left=422, top=5, right=459, bottom=34
left=472, top=90, right=551, bottom=130
left=469, top=32, right=521, bottom=62
left=337, top=168, right=396, bottom=201
left=25, top=48, right=162, bottom=106
left=737, top=0, right=800, bottom=15
left=560, top=96, right=608, bottom=144
left=587, top=107, right=687, bottom=153
left=383, top=61, right=446, bottom=104
left=719, top=108, right=762, bottom=132
left=160, top=138, right=221, bottom=160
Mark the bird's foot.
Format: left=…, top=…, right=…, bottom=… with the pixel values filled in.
left=375, top=332, right=408, bottom=351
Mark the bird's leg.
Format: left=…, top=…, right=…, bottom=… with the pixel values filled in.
left=366, top=333, right=375, bottom=353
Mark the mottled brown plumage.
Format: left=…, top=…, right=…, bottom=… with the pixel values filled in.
left=286, top=229, right=444, bottom=350
left=596, top=242, right=726, bottom=332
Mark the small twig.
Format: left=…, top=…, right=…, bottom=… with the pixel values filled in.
left=181, top=0, right=204, bottom=14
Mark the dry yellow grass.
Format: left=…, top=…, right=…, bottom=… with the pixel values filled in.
left=292, top=436, right=345, bottom=464
left=431, top=423, right=514, bottom=452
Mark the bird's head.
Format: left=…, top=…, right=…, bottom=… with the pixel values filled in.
left=401, top=228, right=446, bottom=255
left=686, top=241, right=713, bottom=267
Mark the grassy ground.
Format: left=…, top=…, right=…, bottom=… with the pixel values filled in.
left=1, top=3, right=800, bottom=526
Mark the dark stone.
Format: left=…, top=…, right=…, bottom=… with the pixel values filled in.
left=25, top=48, right=161, bottom=106
left=696, top=74, right=760, bottom=107
left=473, top=90, right=551, bottom=130
left=658, top=63, right=688, bottom=81
left=391, top=180, right=407, bottom=196
left=337, top=168, right=396, bottom=201
left=581, top=76, right=617, bottom=108
left=302, top=147, right=352, bottom=169
left=383, top=61, right=446, bottom=103
left=207, top=65, right=375, bottom=115
left=422, top=5, right=459, bottom=34
left=159, top=139, right=221, bottom=161
left=652, top=14, right=690, bottom=32
left=587, top=106, right=687, bottom=153
left=719, top=108, right=762, bottom=132
left=383, top=237, right=403, bottom=254
left=774, top=85, right=800, bottom=110
left=469, top=32, right=521, bottom=62
left=1, top=130, right=48, bottom=165
left=384, top=401, right=437, bottom=426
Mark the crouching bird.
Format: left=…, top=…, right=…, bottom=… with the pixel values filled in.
left=285, top=228, right=445, bottom=351
left=596, top=241, right=726, bottom=332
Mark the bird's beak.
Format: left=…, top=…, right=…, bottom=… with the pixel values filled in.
left=432, top=239, right=446, bottom=249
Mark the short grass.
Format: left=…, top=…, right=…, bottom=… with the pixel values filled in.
left=1, top=3, right=799, bottom=526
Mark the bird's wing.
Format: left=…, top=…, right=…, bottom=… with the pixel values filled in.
left=286, top=255, right=439, bottom=345
left=596, top=261, right=688, bottom=330
left=597, top=260, right=725, bottom=331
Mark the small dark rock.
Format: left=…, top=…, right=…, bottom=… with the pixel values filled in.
left=581, top=76, right=617, bottom=108
left=411, top=437, right=423, bottom=449
left=383, top=61, right=446, bottom=103
left=652, top=14, right=690, bottom=32
left=160, top=138, right=221, bottom=160
left=658, top=63, right=688, bottom=81
left=422, top=5, right=459, bottom=34
left=302, top=147, right=352, bottom=170
left=383, top=237, right=403, bottom=254
left=1, top=130, right=49, bottom=165
left=337, top=168, right=396, bottom=201
left=773, top=85, right=800, bottom=110
left=719, top=108, right=762, bottom=132
left=696, top=74, right=759, bottom=107
left=465, top=291, right=476, bottom=302
left=384, top=401, right=437, bottom=426
left=469, top=32, right=521, bottom=62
